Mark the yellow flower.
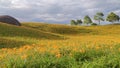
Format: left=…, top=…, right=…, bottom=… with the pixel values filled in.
left=53, top=45, right=58, bottom=49
left=21, top=54, right=27, bottom=60
left=56, top=53, right=61, bottom=58
left=95, top=46, right=100, bottom=50
left=73, top=48, right=77, bottom=51
left=80, top=49, right=85, bottom=53
left=110, top=46, right=113, bottom=49
left=38, top=47, right=46, bottom=53
left=23, top=45, right=32, bottom=50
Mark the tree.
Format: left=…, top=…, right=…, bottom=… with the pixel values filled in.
left=84, top=15, right=93, bottom=25
left=70, top=20, right=77, bottom=25
left=106, top=12, right=120, bottom=23
left=76, top=19, right=82, bottom=25
left=94, top=12, right=104, bottom=25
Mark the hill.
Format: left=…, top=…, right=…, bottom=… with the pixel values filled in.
left=0, top=23, right=64, bottom=48
left=1, top=22, right=120, bottom=48
left=22, top=22, right=120, bottom=35
left=1, top=22, right=120, bottom=67
left=22, top=22, right=92, bottom=35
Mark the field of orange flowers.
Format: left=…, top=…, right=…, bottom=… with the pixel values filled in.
left=1, top=23, right=120, bottom=68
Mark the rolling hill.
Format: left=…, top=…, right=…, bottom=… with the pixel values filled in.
left=0, top=22, right=64, bottom=48
left=1, top=22, right=120, bottom=48
left=22, top=22, right=120, bottom=35
left=1, top=22, right=120, bottom=67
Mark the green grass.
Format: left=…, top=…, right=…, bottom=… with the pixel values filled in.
left=22, top=22, right=92, bottom=35
left=0, top=23, right=65, bottom=48
left=1, top=22, right=120, bottom=68
left=2, top=47, right=120, bottom=68
left=22, top=22, right=120, bottom=35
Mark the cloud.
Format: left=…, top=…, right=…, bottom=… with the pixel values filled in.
left=0, top=0, right=120, bottom=24
left=10, top=0, right=30, bottom=9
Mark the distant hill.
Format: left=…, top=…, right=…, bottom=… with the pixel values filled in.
left=22, top=22, right=91, bottom=35
left=22, top=22, right=120, bottom=35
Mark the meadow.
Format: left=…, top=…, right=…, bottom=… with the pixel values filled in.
left=1, top=22, right=120, bottom=68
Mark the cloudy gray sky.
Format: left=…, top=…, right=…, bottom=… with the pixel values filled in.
left=0, top=0, right=120, bottom=24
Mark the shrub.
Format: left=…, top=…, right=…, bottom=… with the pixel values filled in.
left=91, top=23, right=98, bottom=26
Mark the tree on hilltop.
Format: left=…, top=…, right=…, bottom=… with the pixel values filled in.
left=94, top=12, right=104, bottom=25
left=106, top=12, right=119, bottom=23
left=84, top=15, right=93, bottom=25
left=70, top=20, right=77, bottom=25
left=76, top=19, right=82, bottom=25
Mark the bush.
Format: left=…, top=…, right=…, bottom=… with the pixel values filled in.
left=91, top=23, right=97, bottom=26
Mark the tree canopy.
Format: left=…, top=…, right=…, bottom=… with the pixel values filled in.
left=84, top=15, right=93, bottom=25
left=70, top=12, right=120, bottom=26
left=106, top=12, right=119, bottom=23
left=94, top=12, right=104, bottom=24
left=70, top=20, right=77, bottom=25
left=76, top=19, right=82, bottom=25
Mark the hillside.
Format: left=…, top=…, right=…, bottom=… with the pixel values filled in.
left=1, top=22, right=120, bottom=48
left=22, top=22, right=84, bottom=35
left=0, top=23, right=64, bottom=48
left=1, top=22, right=120, bottom=68
left=22, top=22, right=120, bottom=35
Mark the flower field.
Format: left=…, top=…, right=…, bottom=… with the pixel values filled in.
left=1, top=23, right=120, bottom=68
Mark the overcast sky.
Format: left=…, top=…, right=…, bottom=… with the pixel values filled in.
left=0, top=0, right=120, bottom=24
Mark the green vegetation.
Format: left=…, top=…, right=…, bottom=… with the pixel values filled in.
left=106, top=12, right=120, bottom=23
left=70, top=19, right=83, bottom=25
left=0, top=23, right=64, bottom=48
left=70, top=20, right=77, bottom=25
left=91, top=23, right=98, bottom=26
left=1, top=22, right=120, bottom=68
left=22, top=22, right=86, bottom=35
left=94, top=12, right=104, bottom=25
left=76, top=19, right=83, bottom=25
left=70, top=12, right=120, bottom=26
left=83, top=15, right=93, bottom=25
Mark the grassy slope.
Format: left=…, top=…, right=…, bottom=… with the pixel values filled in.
left=22, top=23, right=120, bottom=68
left=0, top=23, right=64, bottom=48
left=1, top=22, right=120, bottom=49
left=22, top=22, right=120, bottom=35
left=22, top=22, right=92, bottom=35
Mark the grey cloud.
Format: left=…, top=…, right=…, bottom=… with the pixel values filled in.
left=0, top=0, right=120, bottom=24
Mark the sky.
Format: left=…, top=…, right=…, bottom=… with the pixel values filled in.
left=0, top=0, right=120, bottom=24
